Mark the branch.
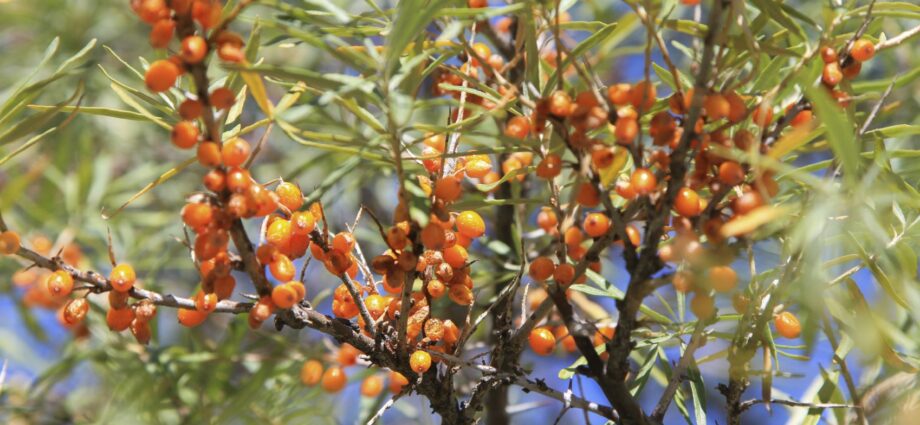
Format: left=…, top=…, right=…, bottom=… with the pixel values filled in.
left=229, top=219, right=273, bottom=296
left=597, top=1, right=727, bottom=422
left=650, top=322, right=709, bottom=421
left=875, top=24, right=920, bottom=51
left=738, top=398, right=860, bottom=412
left=430, top=351, right=618, bottom=420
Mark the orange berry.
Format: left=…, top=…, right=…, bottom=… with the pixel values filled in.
left=288, top=280, right=306, bottom=299
left=674, top=187, right=701, bottom=218
left=301, top=360, right=324, bottom=386
left=704, top=93, right=730, bottom=120
left=266, top=219, right=292, bottom=249
left=788, top=105, right=813, bottom=128
left=672, top=271, right=693, bottom=293
left=130, top=319, right=151, bottom=344
left=62, top=298, right=90, bottom=325
left=548, top=90, right=572, bottom=117
left=593, top=326, right=616, bottom=347
left=321, top=366, right=348, bottom=393
left=575, top=182, right=600, bottom=207
left=615, top=180, right=637, bottom=200
left=774, top=311, right=802, bottom=338
left=731, top=190, right=764, bottom=215
left=226, top=167, right=251, bottom=193
left=434, top=177, right=462, bottom=202
left=690, top=294, right=715, bottom=319
left=709, top=266, right=738, bottom=292
left=110, top=263, right=137, bottom=293
left=422, top=132, right=446, bottom=152
left=192, top=0, right=221, bottom=28
left=180, top=35, right=208, bottom=63
left=816, top=47, right=837, bottom=66
left=563, top=226, right=585, bottom=249
left=364, top=294, right=386, bottom=319
left=536, top=208, right=558, bottom=231
left=629, top=81, right=656, bottom=111
left=144, top=60, right=180, bottom=92
left=275, top=182, right=303, bottom=212
left=181, top=202, right=214, bottom=230
left=221, top=137, right=250, bottom=167
left=583, top=213, right=610, bottom=238
left=591, top=146, right=616, bottom=169
left=419, top=223, right=445, bottom=250
left=200, top=169, right=224, bottom=192
left=0, top=230, right=21, bottom=255
left=196, top=291, right=218, bottom=312
left=535, top=153, right=563, bottom=179
left=361, top=374, right=384, bottom=397
left=849, top=39, right=875, bottom=62
left=752, top=104, right=774, bottom=128
left=553, top=263, right=576, bottom=286
left=614, top=117, right=638, bottom=145
left=109, top=290, right=130, bottom=310
left=107, top=307, right=135, bottom=331
left=197, top=142, right=222, bottom=167
left=210, top=87, right=235, bottom=110
left=630, top=168, right=657, bottom=196
left=269, top=254, right=296, bottom=281
left=448, top=284, right=474, bottom=305
left=337, top=343, right=361, bottom=366
left=214, top=275, right=236, bottom=300
left=134, top=0, right=168, bottom=23
left=149, top=19, right=175, bottom=48
left=842, top=61, right=862, bottom=79
left=291, top=211, right=316, bottom=236
left=30, top=235, right=52, bottom=255
left=410, top=350, right=432, bottom=374
left=822, top=62, right=843, bottom=87
left=389, top=371, right=409, bottom=393
left=45, top=270, right=74, bottom=297
left=171, top=121, right=199, bottom=149
left=529, top=256, right=555, bottom=281
left=443, top=244, right=468, bottom=268
left=480, top=171, right=500, bottom=191
left=426, top=279, right=446, bottom=298
left=718, top=161, right=745, bottom=186
left=178, top=98, right=203, bottom=120
left=272, top=284, right=299, bottom=309
left=528, top=327, right=556, bottom=356
left=332, top=232, right=356, bottom=254
left=607, top=83, right=631, bottom=105
left=725, top=91, right=747, bottom=123
left=465, top=157, right=493, bottom=179
left=456, top=211, right=485, bottom=238
left=504, top=115, right=531, bottom=139
left=252, top=296, right=275, bottom=320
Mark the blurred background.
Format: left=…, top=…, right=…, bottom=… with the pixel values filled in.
left=1, top=0, right=918, bottom=424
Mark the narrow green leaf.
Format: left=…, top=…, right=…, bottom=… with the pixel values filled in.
left=26, top=105, right=153, bottom=121
left=385, top=0, right=448, bottom=77
left=0, top=127, right=57, bottom=167
left=102, top=157, right=196, bottom=220
left=109, top=84, right=172, bottom=130
left=543, top=22, right=618, bottom=96
left=802, top=79, right=859, bottom=182
left=688, top=365, right=707, bottom=425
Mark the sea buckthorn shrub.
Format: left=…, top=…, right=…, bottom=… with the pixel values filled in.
left=1, top=0, right=919, bottom=424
